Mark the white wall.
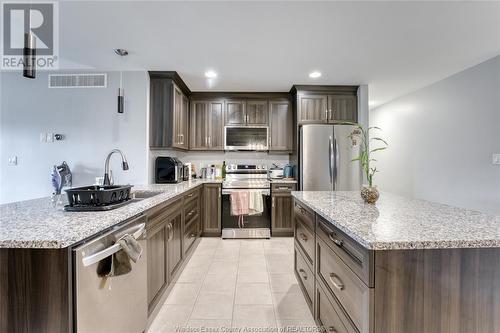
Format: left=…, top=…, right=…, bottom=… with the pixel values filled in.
left=0, top=71, right=149, bottom=203
left=371, top=56, right=500, bottom=214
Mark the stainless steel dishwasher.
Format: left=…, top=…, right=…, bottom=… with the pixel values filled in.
left=73, top=214, right=147, bottom=333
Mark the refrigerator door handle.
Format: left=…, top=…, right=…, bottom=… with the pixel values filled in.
left=329, top=136, right=334, bottom=187
left=334, top=137, right=339, bottom=190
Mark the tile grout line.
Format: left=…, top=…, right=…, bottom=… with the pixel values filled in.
left=263, top=240, right=280, bottom=330
left=230, top=239, right=242, bottom=328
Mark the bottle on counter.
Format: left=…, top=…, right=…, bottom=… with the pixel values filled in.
left=215, top=164, right=222, bottom=180
left=222, top=161, right=226, bottom=179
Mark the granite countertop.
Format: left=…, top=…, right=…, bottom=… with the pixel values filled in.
left=0, top=180, right=221, bottom=249
left=291, top=191, right=500, bottom=250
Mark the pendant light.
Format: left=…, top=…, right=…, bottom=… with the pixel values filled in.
left=23, top=1, right=36, bottom=79
left=114, top=48, right=128, bottom=113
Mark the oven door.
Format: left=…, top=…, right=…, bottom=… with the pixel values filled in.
left=222, top=189, right=271, bottom=230
left=224, top=126, right=269, bottom=151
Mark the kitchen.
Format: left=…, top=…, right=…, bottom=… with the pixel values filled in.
left=1, top=2, right=500, bottom=333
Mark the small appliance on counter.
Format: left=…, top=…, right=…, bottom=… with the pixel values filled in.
left=283, top=164, right=294, bottom=179
left=268, top=164, right=284, bottom=179
left=155, top=156, right=183, bottom=183
left=182, top=163, right=191, bottom=181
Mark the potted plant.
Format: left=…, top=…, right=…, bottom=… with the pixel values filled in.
left=346, top=123, right=388, bottom=204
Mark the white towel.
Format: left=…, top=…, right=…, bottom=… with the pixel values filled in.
left=248, top=191, right=264, bottom=216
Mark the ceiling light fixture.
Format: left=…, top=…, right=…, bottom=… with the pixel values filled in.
left=114, top=49, right=128, bottom=114
left=205, top=70, right=217, bottom=79
left=309, top=71, right=322, bottom=79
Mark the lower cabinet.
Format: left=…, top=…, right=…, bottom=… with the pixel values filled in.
left=271, top=183, right=296, bottom=236
left=166, top=210, right=183, bottom=280
left=202, top=183, right=221, bottom=236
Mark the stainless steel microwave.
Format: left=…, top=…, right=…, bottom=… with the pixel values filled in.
left=224, top=126, right=269, bottom=151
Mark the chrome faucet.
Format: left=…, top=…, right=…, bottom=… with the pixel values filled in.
left=103, top=149, right=129, bottom=186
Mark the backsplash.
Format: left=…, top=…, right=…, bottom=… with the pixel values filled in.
left=149, top=150, right=290, bottom=183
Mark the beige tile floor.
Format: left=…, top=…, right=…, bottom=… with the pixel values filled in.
left=147, top=237, right=316, bottom=333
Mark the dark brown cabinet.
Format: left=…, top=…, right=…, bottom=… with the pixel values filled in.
left=146, top=213, right=168, bottom=310
left=190, top=100, right=224, bottom=150
left=149, top=75, right=189, bottom=150
left=269, top=100, right=293, bottom=151
left=271, top=183, right=296, bottom=236
left=224, top=99, right=269, bottom=126
left=293, top=86, right=358, bottom=125
left=202, top=183, right=221, bottom=236
left=166, top=210, right=183, bottom=279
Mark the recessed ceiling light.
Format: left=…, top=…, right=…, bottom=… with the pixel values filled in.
left=205, top=70, right=217, bottom=78
left=309, top=71, right=322, bottom=78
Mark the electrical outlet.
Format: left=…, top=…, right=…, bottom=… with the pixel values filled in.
left=40, top=132, right=47, bottom=142
left=493, top=154, right=500, bottom=165
left=47, top=133, right=54, bottom=142
left=8, top=156, right=17, bottom=166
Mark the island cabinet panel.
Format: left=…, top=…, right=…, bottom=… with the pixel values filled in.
left=294, top=244, right=315, bottom=310
left=0, top=248, right=70, bottom=333
left=202, top=183, right=222, bottom=236
left=374, top=248, right=500, bottom=333
left=315, top=281, right=358, bottom=333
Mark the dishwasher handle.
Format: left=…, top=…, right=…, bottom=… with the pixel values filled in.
left=82, top=223, right=146, bottom=267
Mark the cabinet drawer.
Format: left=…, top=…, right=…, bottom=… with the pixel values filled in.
left=294, top=200, right=314, bottom=232
left=184, top=196, right=199, bottom=225
left=294, top=246, right=314, bottom=309
left=147, top=198, right=182, bottom=228
left=316, top=282, right=357, bottom=333
left=295, top=218, right=314, bottom=266
left=317, top=238, right=372, bottom=333
left=271, top=183, right=296, bottom=193
left=317, top=216, right=373, bottom=287
left=184, top=217, right=199, bottom=254
left=184, top=189, right=199, bottom=204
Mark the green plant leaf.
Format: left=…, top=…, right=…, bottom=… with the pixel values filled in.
left=371, top=137, right=388, bottom=146
left=370, top=147, right=387, bottom=153
left=368, top=126, right=382, bottom=131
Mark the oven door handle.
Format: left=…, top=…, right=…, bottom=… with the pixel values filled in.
left=222, top=189, right=270, bottom=196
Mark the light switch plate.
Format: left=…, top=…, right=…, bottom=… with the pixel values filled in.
left=493, top=154, right=500, bottom=165
left=40, top=132, right=47, bottom=142
left=8, top=156, right=17, bottom=166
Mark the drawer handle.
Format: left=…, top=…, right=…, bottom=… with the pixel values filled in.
left=278, top=187, right=290, bottom=190
left=187, top=193, right=194, bottom=198
left=190, top=233, right=196, bottom=238
left=329, top=273, right=345, bottom=291
left=328, top=326, right=337, bottom=333
left=328, top=232, right=363, bottom=266
left=299, top=233, right=308, bottom=242
left=187, top=209, right=196, bottom=217
left=298, top=268, right=308, bottom=280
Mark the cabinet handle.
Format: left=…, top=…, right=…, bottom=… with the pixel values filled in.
left=330, top=108, right=334, bottom=120
left=187, top=193, right=194, bottom=198
left=328, top=326, right=337, bottom=333
left=167, top=223, right=173, bottom=241
left=190, top=233, right=196, bottom=238
left=187, top=209, right=196, bottom=217
left=299, top=233, right=308, bottom=242
left=208, top=136, right=211, bottom=146
left=329, top=273, right=345, bottom=291
left=325, top=109, right=328, bottom=120
left=298, top=268, right=308, bottom=280
left=328, top=232, right=363, bottom=266
left=278, top=187, right=290, bottom=190
left=272, top=197, right=275, bottom=208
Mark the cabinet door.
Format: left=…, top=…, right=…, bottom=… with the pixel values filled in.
left=147, top=221, right=167, bottom=308
left=149, top=78, right=170, bottom=148
left=246, top=100, right=269, bottom=125
left=328, top=95, right=357, bottom=123
left=208, top=101, right=224, bottom=150
left=190, top=101, right=210, bottom=150
left=269, top=100, right=292, bottom=151
left=167, top=211, right=183, bottom=280
left=180, top=94, right=189, bottom=149
left=298, top=94, right=328, bottom=124
left=172, top=85, right=183, bottom=149
left=225, top=100, right=245, bottom=125
left=203, top=184, right=221, bottom=235
left=272, top=193, right=294, bottom=236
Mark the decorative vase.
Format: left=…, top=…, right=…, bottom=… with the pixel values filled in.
left=361, top=186, right=379, bottom=204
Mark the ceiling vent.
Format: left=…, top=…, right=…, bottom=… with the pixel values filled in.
left=48, top=74, right=107, bottom=88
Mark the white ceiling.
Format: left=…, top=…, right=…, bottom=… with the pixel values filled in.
left=56, top=1, right=500, bottom=108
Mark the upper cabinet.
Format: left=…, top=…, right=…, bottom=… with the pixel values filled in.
left=225, top=99, right=269, bottom=126
left=190, top=100, right=224, bottom=150
left=269, top=100, right=293, bottom=151
left=293, top=86, right=358, bottom=125
left=149, top=73, right=190, bottom=150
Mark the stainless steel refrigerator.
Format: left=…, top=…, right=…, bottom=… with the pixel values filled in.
left=300, top=124, right=362, bottom=191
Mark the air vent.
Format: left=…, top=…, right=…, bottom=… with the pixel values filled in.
left=48, top=74, right=107, bottom=88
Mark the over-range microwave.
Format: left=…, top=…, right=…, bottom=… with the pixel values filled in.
left=224, top=126, right=269, bottom=151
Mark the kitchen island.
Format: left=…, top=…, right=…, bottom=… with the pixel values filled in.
left=0, top=180, right=222, bottom=333
left=291, top=191, right=500, bottom=333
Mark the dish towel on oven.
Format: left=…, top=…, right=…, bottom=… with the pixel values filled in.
left=248, top=190, right=264, bottom=216
left=230, top=191, right=249, bottom=228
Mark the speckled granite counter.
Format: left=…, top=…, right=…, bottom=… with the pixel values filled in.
left=0, top=180, right=221, bottom=249
left=291, top=191, right=500, bottom=250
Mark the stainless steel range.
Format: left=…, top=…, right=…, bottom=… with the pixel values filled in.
left=222, top=164, right=271, bottom=239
